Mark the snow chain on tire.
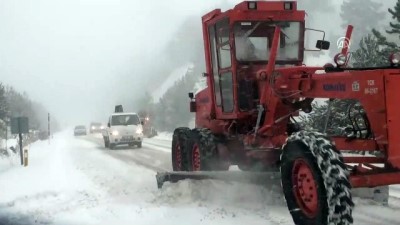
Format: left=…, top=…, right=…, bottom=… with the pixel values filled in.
left=281, top=130, right=354, bottom=225
left=172, top=127, right=190, bottom=171
left=188, top=128, right=228, bottom=171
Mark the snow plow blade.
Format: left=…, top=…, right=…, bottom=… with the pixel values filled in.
left=155, top=171, right=281, bottom=189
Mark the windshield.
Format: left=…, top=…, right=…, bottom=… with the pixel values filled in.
left=234, top=21, right=301, bottom=62
left=75, top=126, right=85, bottom=129
left=111, top=115, right=139, bottom=126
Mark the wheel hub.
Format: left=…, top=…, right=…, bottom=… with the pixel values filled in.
left=292, top=159, right=318, bottom=218
left=192, top=144, right=201, bottom=171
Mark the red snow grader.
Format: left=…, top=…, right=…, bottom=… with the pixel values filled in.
left=156, top=1, right=400, bottom=225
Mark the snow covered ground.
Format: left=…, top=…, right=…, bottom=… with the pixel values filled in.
left=0, top=131, right=289, bottom=225
left=152, top=132, right=172, bottom=142
left=0, top=131, right=399, bottom=225
left=0, top=138, right=18, bottom=150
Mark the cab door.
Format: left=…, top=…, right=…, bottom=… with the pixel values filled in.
left=208, top=18, right=235, bottom=117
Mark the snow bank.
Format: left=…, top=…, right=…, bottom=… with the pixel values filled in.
left=156, top=179, right=284, bottom=207
left=0, top=133, right=104, bottom=225
left=0, top=138, right=18, bottom=149
left=0, top=138, right=21, bottom=171
left=390, top=185, right=400, bottom=199
left=153, top=132, right=172, bottom=141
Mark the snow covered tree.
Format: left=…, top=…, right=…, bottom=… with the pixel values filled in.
left=0, top=83, right=8, bottom=121
left=387, top=0, right=400, bottom=38
left=340, top=0, right=385, bottom=48
left=353, top=0, right=400, bottom=67
left=153, top=67, right=200, bottom=131
left=4, top=87, right=56, bottom=132
left=351, top=34, right=391, bottom=67
left=301, top=99, right=358, bottom=136
left=0, top=83, right=8, bottom=138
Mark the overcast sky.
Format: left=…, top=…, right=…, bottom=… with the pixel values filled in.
left=0, top=0, right=374, bottom=128
left=0, top=0, right=234, bottom=127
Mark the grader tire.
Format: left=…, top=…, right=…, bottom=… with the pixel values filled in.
left=187, top=128, right=228, bottom=171
left=172, top=127, right=190, bottom=171
left=280, top=131, right=354, bottom=225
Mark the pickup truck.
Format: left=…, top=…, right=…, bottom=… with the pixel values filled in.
left=102, top=112, right=143, bottom=149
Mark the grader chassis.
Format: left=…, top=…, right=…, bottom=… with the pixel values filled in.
left=156, top=1, right=400, bottom=225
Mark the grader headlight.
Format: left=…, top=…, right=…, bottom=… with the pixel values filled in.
left=334, top=53, right=347, bottom=66
left=389, top=52, right=400, bottom=65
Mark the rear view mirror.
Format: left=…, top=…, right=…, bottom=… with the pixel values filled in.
left=141, top=121, right=144, bottom=125
left=305, top=28, right=329, bottom=51
left=316, top=40, right=330, bottom=50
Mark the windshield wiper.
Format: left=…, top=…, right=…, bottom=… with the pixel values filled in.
left=280, top=30, right=289, bottom=40
left=243, top=22, right=261, bottom=38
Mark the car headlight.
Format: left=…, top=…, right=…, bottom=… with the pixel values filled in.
left=100, top=126, right=104, bottom=129
left=136, top=128, right=143, bottom=134
left=111, top=130, right=119, bottom=136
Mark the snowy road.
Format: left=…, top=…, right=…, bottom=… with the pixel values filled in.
left=0, top=131, right=399, bottom=225
left=83, top=134, right=172, bottom=172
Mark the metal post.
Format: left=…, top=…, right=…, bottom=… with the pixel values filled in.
left=23, top=149, right=28, bottom=166
left=18, top=117, right=23, bottom=165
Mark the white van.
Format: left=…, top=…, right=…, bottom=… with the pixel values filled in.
left=103, top=113, right=143, bottom=149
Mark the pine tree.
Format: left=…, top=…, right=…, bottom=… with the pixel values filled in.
left=301, top=99, right=358, bottom=136
left=153, top=66, right=200, bottom=131
left=387, top=0, right=400, bottom=38
left=0, top=83, right=8, bottom=121
left=370, top=0, right=400, bottom=51
left=351, top=34, right=390, bottom=67
left=0, top=83, right=9, bottom=138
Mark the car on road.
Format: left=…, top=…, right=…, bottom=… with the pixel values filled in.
left=89, top=122, right=104, bottom=133
left=74, top=125, right=87, bottom=136
left=103, top=113, right=143, bottom=149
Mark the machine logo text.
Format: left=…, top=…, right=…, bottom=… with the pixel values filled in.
left=323, top=83, right=346, bottom=92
